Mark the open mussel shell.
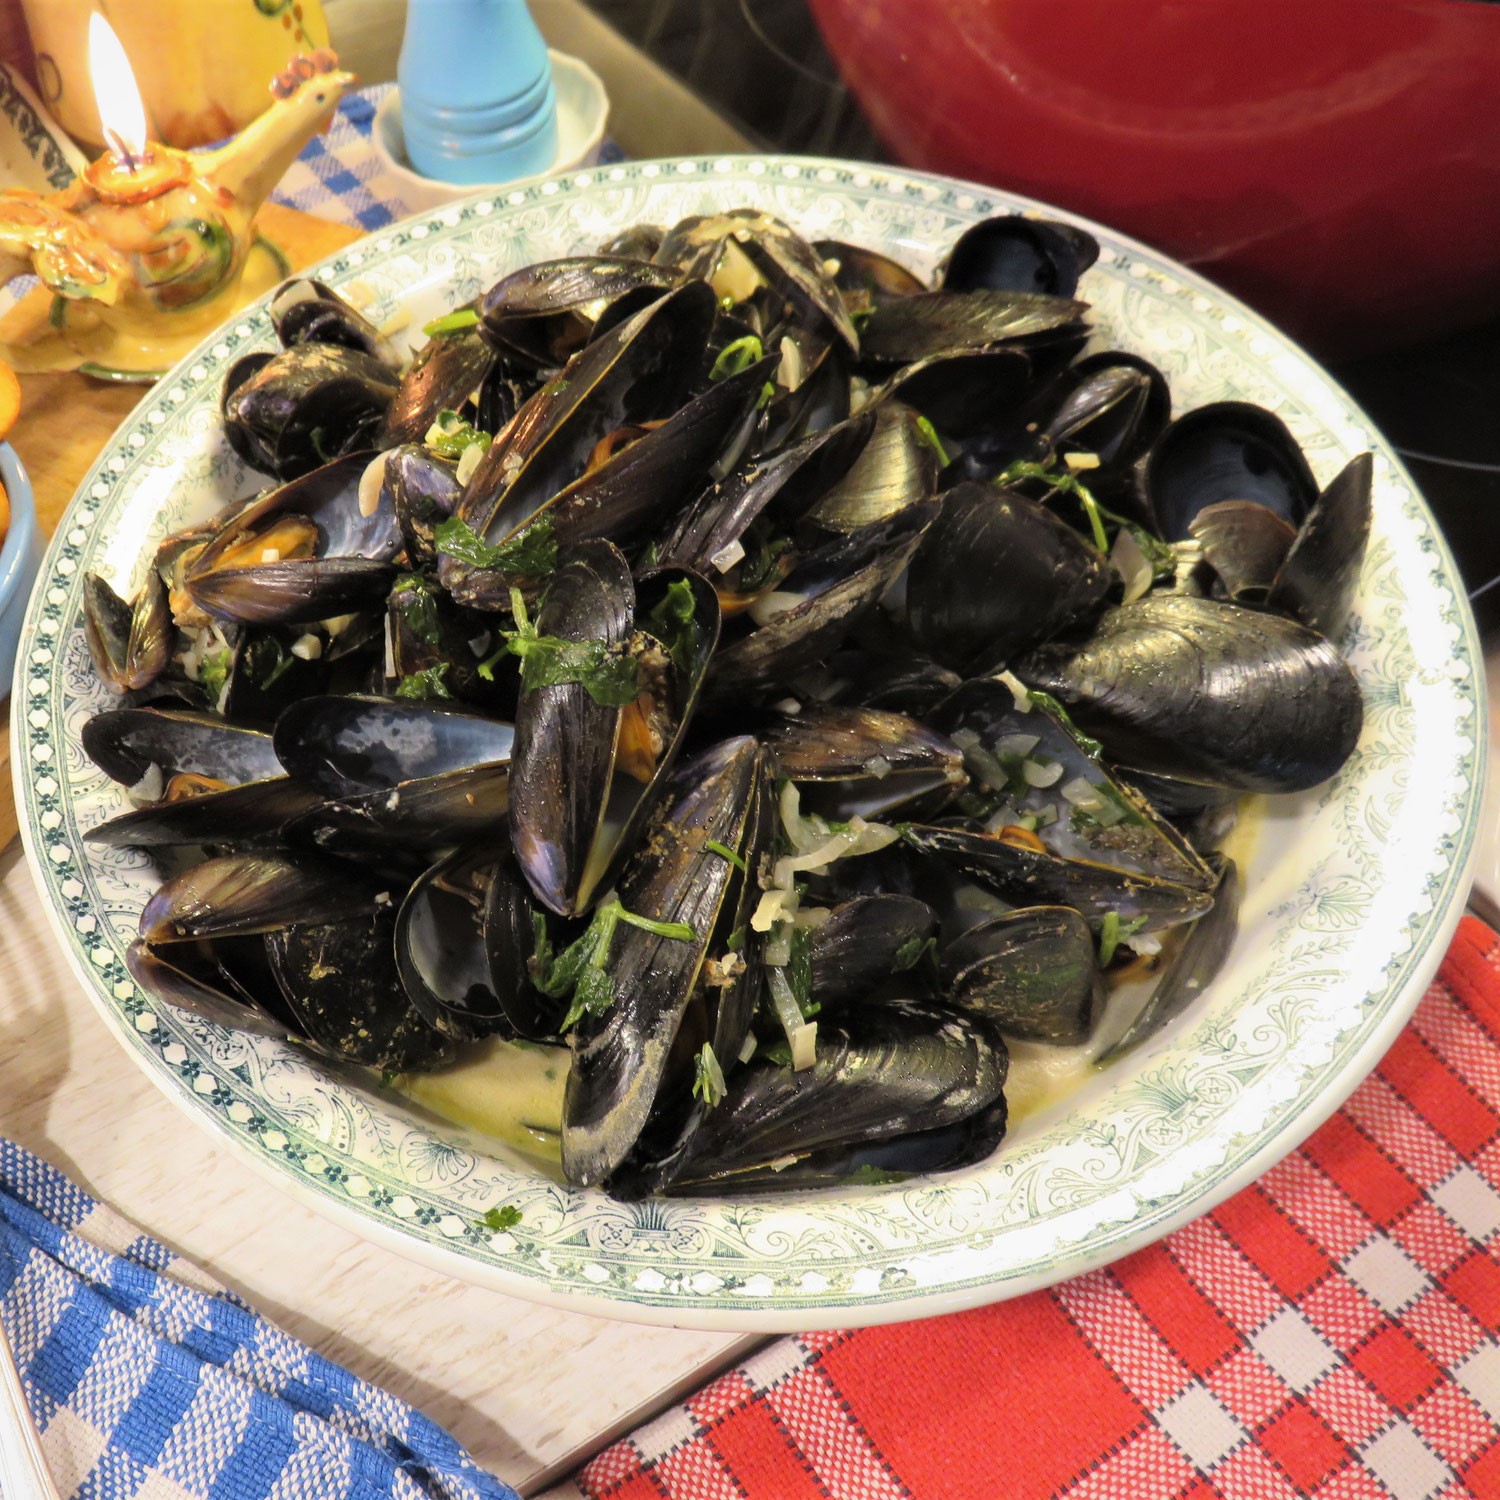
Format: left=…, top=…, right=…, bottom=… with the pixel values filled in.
left=84, top=706, right=283, bottom=790
left=1016, top=594, right=1364, bottom=793
left=655, top=210, right=859, bottom=353
left=1098, top=857, right=1241, bottom=1064
left=274, top=694, right=514, bottom=797
left=452, top=282, right=717, bottom=563
left=395, top=843, right=512, bottom=1042
left=479, top=255, right=684, bottom=366
left=657, top=409, right=876, bottom=579
left=270, top=279, right=399, bottom=368
left=1266, top=452, right=1373, bottom=640
left=903, top=821, right=1213, bottom=935
left=386, top=574, right=516, bottom=715
left=510, top=546, right=720, bottom=916
left=479, top=844, right=572, bottom=1040
left=84, top=570, right=171, bottom=694
left=267, top=905, right=452, bottom=1072
left=139, top=851, right=387, bottom=945
left=1041, top=351, right=1170, bottom=474
left=221, top=343, right=400, bottom=481
left=813, top=238, right=926, bottom=309
left=934, top=678, right=1215, bottom=889
left=87, top=776, right=326, bottom=849
left=806, top=894, right=938, bottom=1009
left=219, top=625, right=349, bottom=725
left=563, top=736, right=765, bottom=1188
left=1144, top=400, right=1318, bottom=541
left=941, top=906, right=1103, bottom=1045
left=126, top=935, right=298, bottom=1044
left=807, top=643, right=962, bottom=719
left=1189, top=502, right=1296, bottom=602
left=382, top=326, right=495, bottom=446
left=538, top=353, right=776, bottom=551
left=764, top=706, right=966, bottom=821
left=941, top=215, right=1099, bottom=299
left=859, top=289, right=1089, bottom=366
left=379, top=445, right=462, bottom=567
left=633, top=996, right=1009, bottom=1196
left=802, top=402, right=939, bottom=534
left=705, top=501, right=937, bottom=703
left=185, top=452, right=401, bottom=626
left=906, top=481, right=1113, bottom=672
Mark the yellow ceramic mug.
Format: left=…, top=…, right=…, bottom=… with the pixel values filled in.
left=21, top=0, right=332, bottom=149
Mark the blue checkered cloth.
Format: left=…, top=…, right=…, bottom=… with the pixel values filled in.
left=0, top=1140, right=518, bottom=1500
left=272, top=84, right=623, bottom=231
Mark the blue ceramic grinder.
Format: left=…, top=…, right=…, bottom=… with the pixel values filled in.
left=398, top=0, right=559, bottom=184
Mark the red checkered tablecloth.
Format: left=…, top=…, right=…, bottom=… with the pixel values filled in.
left=567, top=916, right=1500, bottom=1500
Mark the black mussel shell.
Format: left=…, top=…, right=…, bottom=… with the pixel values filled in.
left=859, top=289, right=1089, bottom=366
left=1189, top=501, right=1297, bottom=602
left=222, top=343, right=400, bottom=481
left=1098, top=857, right=1241, bottom=1064
left=1144, top=401, right=1318, bottom=541
left=874, top=348, right=1035, bottom=439
left=126, top=936, right=297, bottom=1043
left=1267, top=452, right=1373, bottom=640
left=563, top=736, right=763, bottom=1188
left=83, top=570, right=171, bottom=694
left=382, top=326, right=495, bottom=446
left=906, top=481, right=1113, bottom=672
left=941, top=906, right=1103, bottom=1044
left=480, top=255, right=684, bottom=366
left=87, top=775, right=326, bottom=849
left=1042, top=351, right=1170, bottom=472
left=635, top=996, right=1008, bottom=1195
left=1015, top=594, right=1363, bottom=793
left=941, top=215, right=1099, bottom=299
left=807, top=894, right=939, bottom=1009
left=813, top=238, right=927, bottom=308
left=220, top=627, right=343, bottom=725
left=270, top=279, right=398, bottom=367
left=379, top=445, right=462, bottom=567
left=84, top=707, right=283, bottom=789
left=599, top=225, right=665, bottom=260
left=803, top=402, right=939, bottom=534
left=763, top=706, right=966, bottom=821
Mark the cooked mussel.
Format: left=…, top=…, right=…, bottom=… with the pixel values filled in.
left=1015, top=594, right=1363, bottom=793
left=941, top=215, right=1099, bottom=299
left=83, top=569, right=171, bottom=694
left=382, top=325, right=496, bottom=446
left=269, top=278, right=398, bottom=368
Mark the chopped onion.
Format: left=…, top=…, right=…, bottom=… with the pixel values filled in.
left=259, top=546, right=281, bottom=564
left=777, top=335, right=804, bottom=392
left=764, top=920, right=793, bottom=967
left=773, top=819, right=900, bottom=885
left=997, top=670, right=1032, bottom=712
left=752, top=885, right=799, bottom=932
left=767, top=966, right=817, bottom=1071
left=1061, top=776, right=1106, bottom=811
left=748, top=590, right=803, bottom=627
left=1127, top=931, right=1163, bottom=957
left=772, top=697, right=802, bottom=716
left=382, top=615, right=396, bottom=680
left=127, top=762, right=163, bottom=805
left=455, top=440, right=485, bottom=486
left=792, top=905, right=831, bottom=928
left=1022, top=758, right=1063, bottom=788
left=950, top=727, right=981, bottom=750
left=863, top=755, right=892, bottom=779
left=995, top=733, right=1041, bottom=758
left=290, top=633, right=323, bottom=661
left=710, top=538, right=745, bottom=574
left=983, top=804, right=1019, bottom=834
left=1035, top=802, right=1059, bottom=828
left=1110, top=525, right=1153, bottom=605
left=358, top=452, right=387, bottom=517
left=790, top=1021, right=817, bottom=1071
left=738, top=1032, right=759, bottom=1063
left=1063, top=450, right=1101, bottom=471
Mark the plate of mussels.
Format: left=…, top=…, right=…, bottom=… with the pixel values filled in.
left=14, top=156, right=1483, bottom=1328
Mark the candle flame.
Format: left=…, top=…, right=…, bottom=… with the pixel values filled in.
left=88, top=11, right=148, bottom=161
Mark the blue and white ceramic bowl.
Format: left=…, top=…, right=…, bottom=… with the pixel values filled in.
left=11, top=157, right=1486, bottom=1330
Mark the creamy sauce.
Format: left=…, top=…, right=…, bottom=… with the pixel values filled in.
left=393, top=1038, right=566, bottom=1165
left=1006, top=795, right=1264, bottom=1124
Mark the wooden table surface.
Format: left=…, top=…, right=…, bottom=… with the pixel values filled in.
left=0, top=202, right=753, bottom=1496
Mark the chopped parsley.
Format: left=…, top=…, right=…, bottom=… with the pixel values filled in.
left=435, top=514, right=558, bottom=579
left=892, top=933, right=937, bottom=971
left=1098, top=910, right=1148, bottom=967
left=477, top=1204, right=522, bottom=1232
left=424, top=408, right=491, bottom=461
left=644, top=576, right=703, bottom=674
left=710, top=334, right=764, bottom=380
left=1027, top=691, right=1104, bottom=760
left=390, top=574, right=443, bottom=645
left=705, top=838, right=747, bottom=872
left=479, top=586, right=639, bottom=704
left=199, top=646, right=232, bottom=705
left=530, top=898, right=697, bottom=1031
left=914, top=414, right=949, bottom=468
left=423, top=307, right=480, bottom=337
left=394, top=663, right=453, bottom=699
left=692, top=1042, right=728, bottom=1107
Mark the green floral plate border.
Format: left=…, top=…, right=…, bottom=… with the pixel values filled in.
left=12, top=156, right=1485, bottom=1330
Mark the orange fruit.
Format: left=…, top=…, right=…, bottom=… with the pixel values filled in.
left=0, top=359, right=18, bottom=442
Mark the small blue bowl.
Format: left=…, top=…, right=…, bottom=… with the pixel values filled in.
left=0, top=442, right=42, bottom=701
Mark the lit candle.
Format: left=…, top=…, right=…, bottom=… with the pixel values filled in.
left=81, top=13, right=191, bottom=204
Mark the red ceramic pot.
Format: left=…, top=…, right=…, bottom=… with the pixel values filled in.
left=808, top=0, right=1500, bottom=356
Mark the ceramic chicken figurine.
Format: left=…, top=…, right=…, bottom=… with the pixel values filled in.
left=0, top=50, right=355, bottom=380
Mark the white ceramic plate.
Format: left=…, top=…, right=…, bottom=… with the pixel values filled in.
left=13, top=156, right=1485, bottom=1331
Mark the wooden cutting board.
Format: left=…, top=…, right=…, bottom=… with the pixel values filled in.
left=0, top=202, right=363, bottom=848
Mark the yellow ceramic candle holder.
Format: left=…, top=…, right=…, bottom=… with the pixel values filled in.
left=0, top=46, right=355, bottom=382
